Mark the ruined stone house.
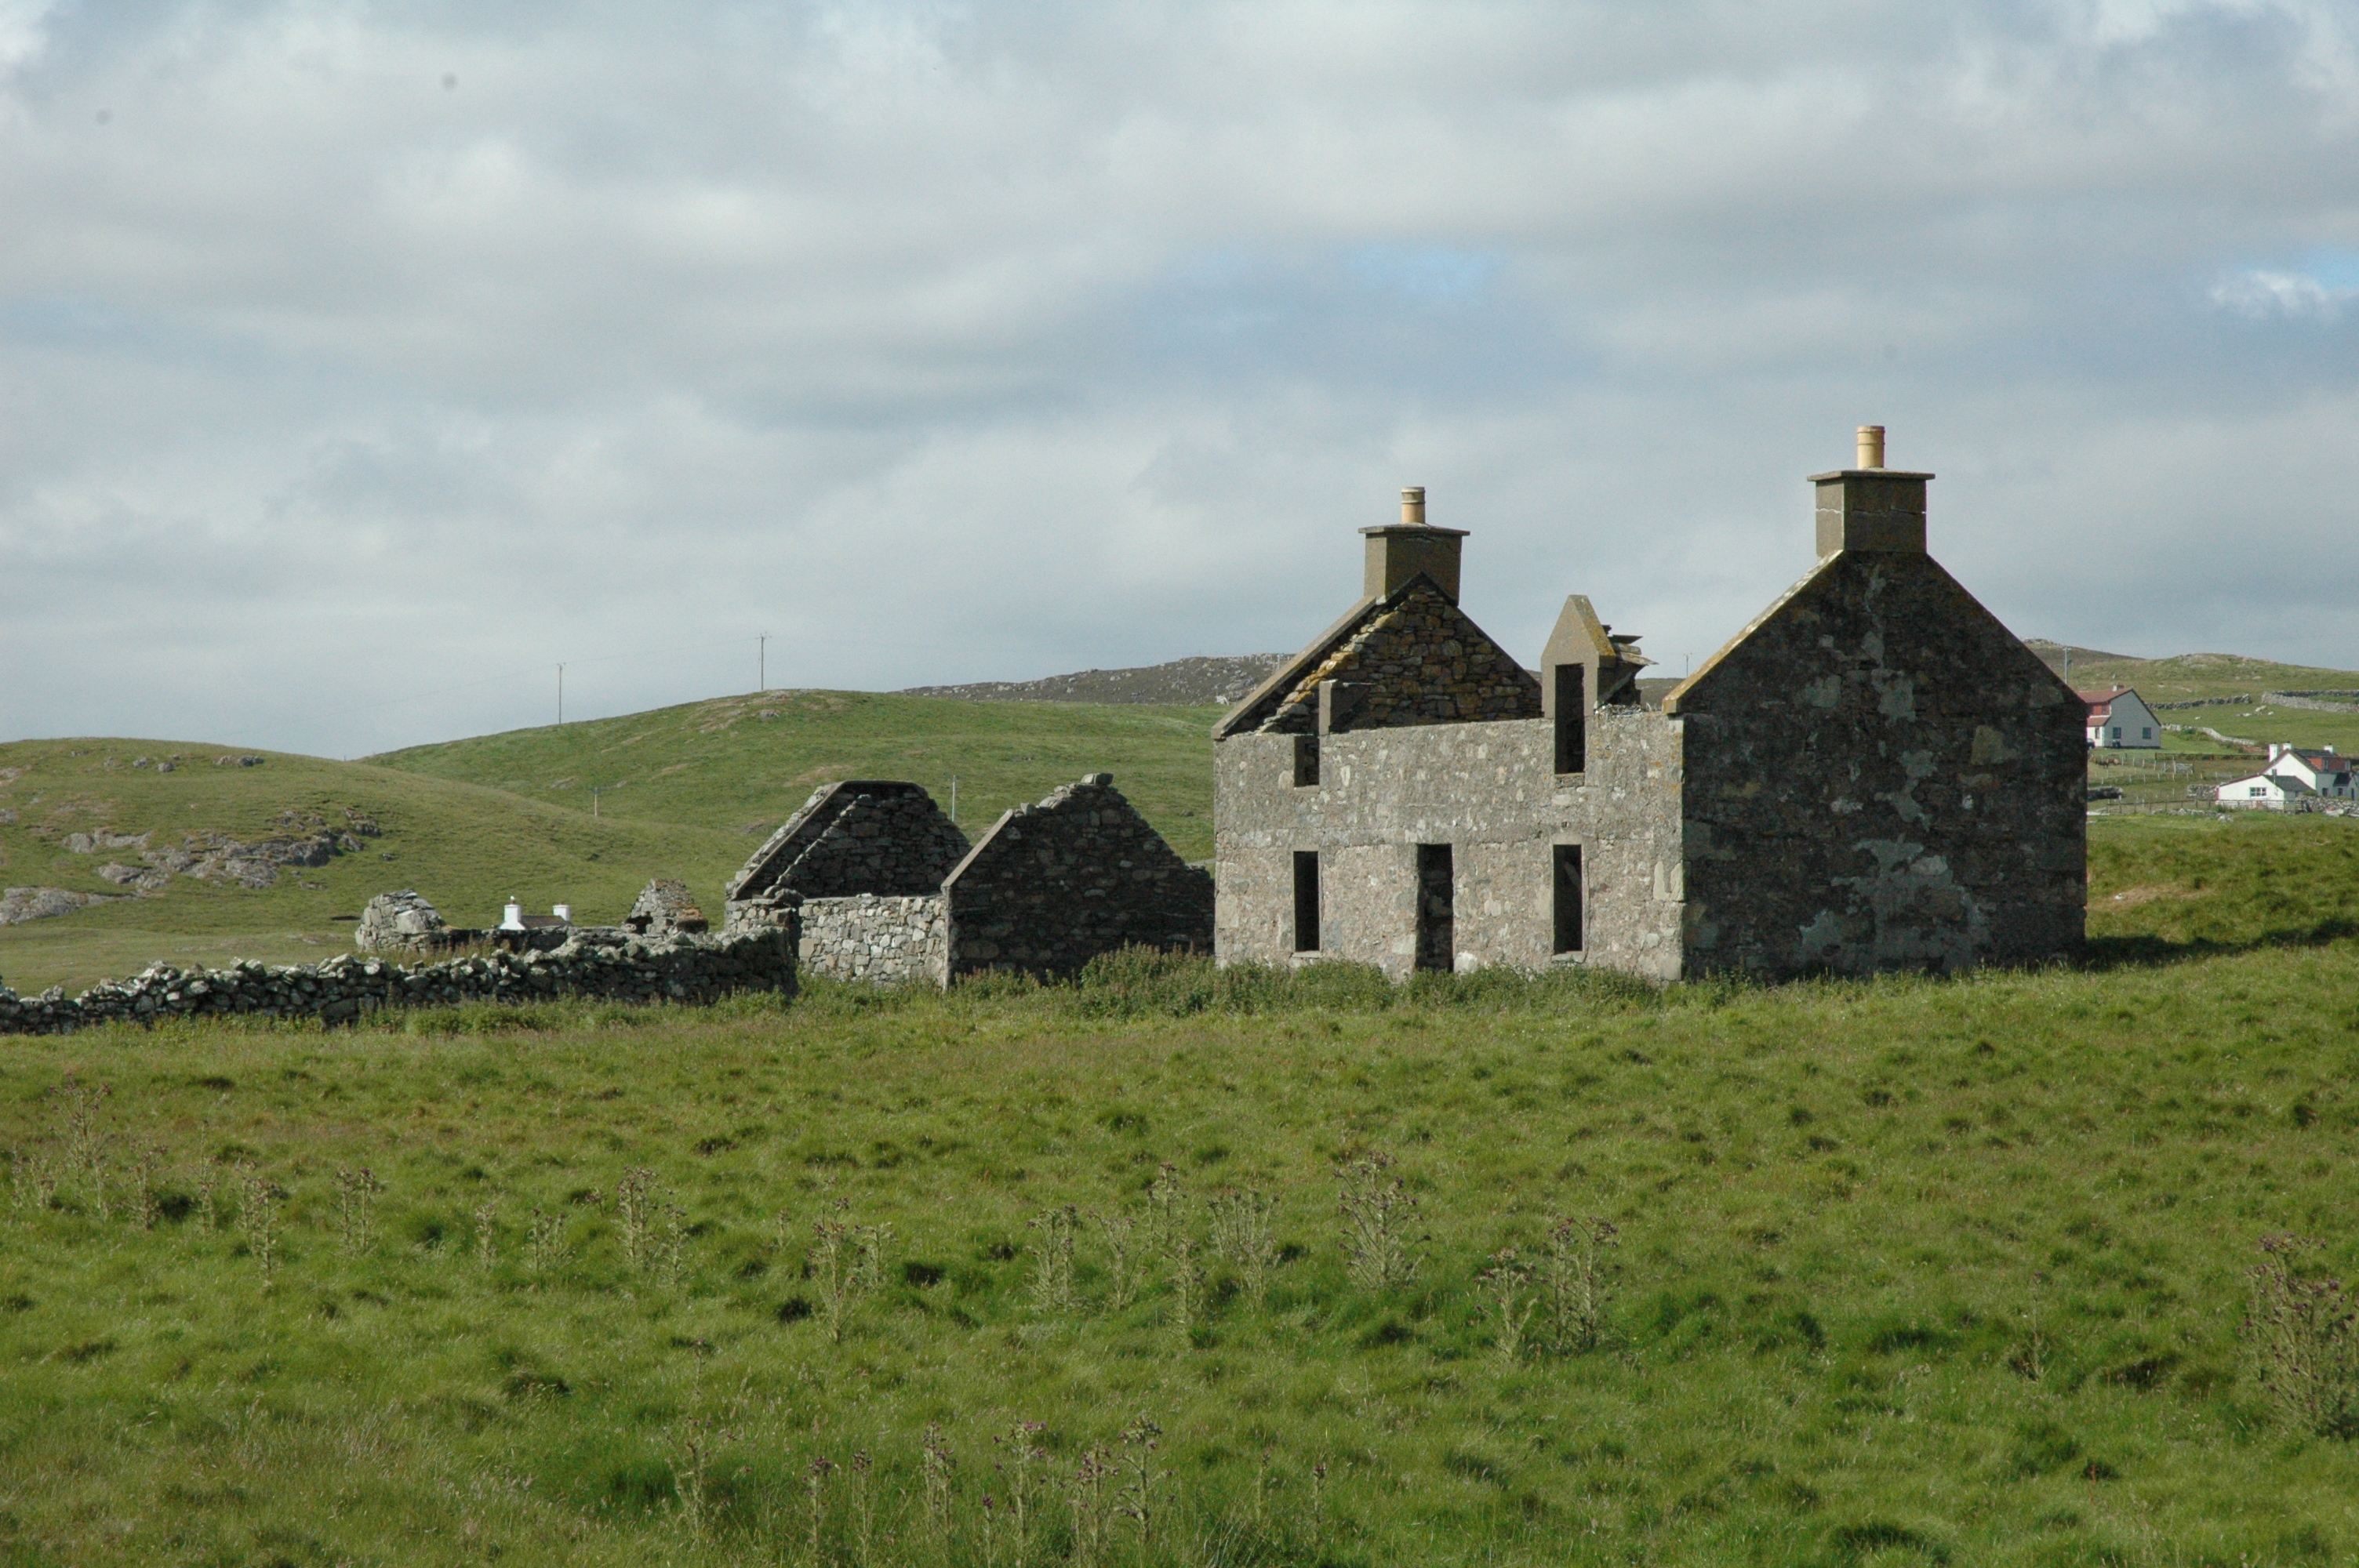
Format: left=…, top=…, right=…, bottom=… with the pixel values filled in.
left=1213, top=431, right=2086, bottom=981
left=725, top=775, right=1212, bottom=985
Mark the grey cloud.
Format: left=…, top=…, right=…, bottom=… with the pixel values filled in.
left=5, top=0, right=2359, bottom=757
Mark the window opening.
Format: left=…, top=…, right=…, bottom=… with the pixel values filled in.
left=1414, top=844, right=1454, bottom=973
left=1553, top=665, right=1586, bottom=775
left=1293, top=734, right=1320, bottom=788
left=1292, top=851, right=1321, bottom=953
left=1553, top=844, right=1584, bottom=955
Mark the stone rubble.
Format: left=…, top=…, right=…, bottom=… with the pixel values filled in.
left=0, top=926, right=794, bottom=1036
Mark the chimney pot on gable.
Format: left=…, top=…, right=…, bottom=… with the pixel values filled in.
left=1808, top=428, right=1932, bottom=557
left=1361, top=488, right=1467, bottom=602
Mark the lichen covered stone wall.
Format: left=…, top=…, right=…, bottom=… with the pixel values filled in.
left=945, top=775, right=1212, bottom=978
left=1214, top=713, right=1687, bottom=982
left=1255, top=581, right=1542, bottom=735
left=796, top=894, right=947, bottom=985
left=0, top=927, right=794, bottom=1035
left=1668, top=550, right=2085, bottom=976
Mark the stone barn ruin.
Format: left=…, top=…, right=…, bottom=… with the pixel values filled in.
left=725, top=775, right=1212, bottom=985
left=1213, top=430, right=2085, bottom=981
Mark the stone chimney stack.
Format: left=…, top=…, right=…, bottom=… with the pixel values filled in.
left=1809, top=426, right=1932, bottom=557
left=1361, top=485, right=1469, bottom=603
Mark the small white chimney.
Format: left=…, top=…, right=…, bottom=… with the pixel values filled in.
left=500, top=898, right=524, bottom=931
left=553, top=903, right=572, bottom=923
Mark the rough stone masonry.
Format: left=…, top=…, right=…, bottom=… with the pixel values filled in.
left=1213, top=441, right=2085, bottom=982
left=726, top=775, right=1212, bottom=985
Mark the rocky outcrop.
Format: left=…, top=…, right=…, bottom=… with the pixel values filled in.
left=0, top=887, right=117, bottom=927
left=0, top=927, right=794, bottom=1036
left=354, top=889, right=452, bottom=953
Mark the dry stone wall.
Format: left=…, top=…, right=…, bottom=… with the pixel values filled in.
left=946, top=774, right=1212, bottom=979
left=796, top=895, right=948, bottom=985
left=0, top=927, right=794, bottom=1036
left=725, top=782, right=968, bottom=932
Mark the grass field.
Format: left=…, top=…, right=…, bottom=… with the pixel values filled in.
left=3, top=815, right=2357, bottom=1566
left=0, top=697, right=1224, bottom=996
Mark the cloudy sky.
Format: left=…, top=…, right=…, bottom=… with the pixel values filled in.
left=4, top=0, right=2357, bottom=756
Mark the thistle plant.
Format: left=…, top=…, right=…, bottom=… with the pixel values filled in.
left=849, top=1449, right=877, bottom=1568
left=812, top=1218, right=891, bottom=1342
left=1116, top=1415, right=1165, bottom=1557
left=525, top=1207, right=569, bottom=1276
left=1479, top=1247, right=1536, bottom=1367
left=1067, top=1446, right=1114, bottom=1568
left=805, top=1454, right=835, bottom=1567
left=1093, top=1209, right=1140, bottom=1311
left=1027, top=1205, right=1078, bottom=1314
left=1147, top=1162, right=1187, bottom=1260
left=1169, top=1237, right=1205, bottom=1348
left=1209, top=1188, right=1279, bottom=1308
left=921, top=1422, right=955, bottom=1563
left=234, top=1165, right=285, bottom=1283
left=992, top=1420, right=1047, bottom=1568
left=614, top=1167, right=658, bottom=1272
left=474, top=1200, right=498, bottom=1268
left=333, top=1167, right=381, bottom=1256
left=1543, top=1214, right=1619, bottom=1353
left=132, top=1144, right=165, bottom=1230
left=58, top=1079, right=111, bottom=1221
left=1337, top=1151, right=1419, bottom=1289
left=2246, top=1233, right=2359, bottom=1437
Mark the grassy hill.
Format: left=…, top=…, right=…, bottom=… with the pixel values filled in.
left=2, top=818, right=2357, bottom=1566
left=0, top=740, right=747, bottom=994
left=2031, top=641, right=2359, bottom=757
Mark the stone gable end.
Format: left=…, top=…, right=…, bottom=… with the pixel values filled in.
left=1256, top=579, right=1542, bottom=735
left=946, top=775, right=1212, bottom=978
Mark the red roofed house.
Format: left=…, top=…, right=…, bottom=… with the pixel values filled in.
left=2082, top=688, right=2160, bottom=750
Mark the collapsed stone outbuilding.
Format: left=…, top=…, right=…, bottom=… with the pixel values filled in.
left=1213, top=432, right=2086, bottom=982
left=725, top=775, right=1212, bottom=985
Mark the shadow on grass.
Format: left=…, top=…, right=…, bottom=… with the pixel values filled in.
left=2081, top=917, right=2359, bottom=973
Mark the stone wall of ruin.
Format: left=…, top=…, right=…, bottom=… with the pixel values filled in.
left=1214, top=710, right=1688, bottom=982
left=796, top=894, right=948, bottom=986
left=945, top=775, right=1213, bottom=979
left=1669, top=550, right=2086, bottom=977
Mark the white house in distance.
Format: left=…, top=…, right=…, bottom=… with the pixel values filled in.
left=2082, top=687, right=2161, bottom=749
left=2216, top=744, right=2357, bottom=810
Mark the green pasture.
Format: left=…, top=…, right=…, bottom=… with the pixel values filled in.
left=367, top=690, right=1225, bottom=859
left=2, top=815, right=2357, bottom=1566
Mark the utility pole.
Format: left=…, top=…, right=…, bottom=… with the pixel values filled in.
left=558, top=662, right=565, bottom=726
left=758, top=633, right=769, bottom=693
left=591, top=786, right=600, bottom=818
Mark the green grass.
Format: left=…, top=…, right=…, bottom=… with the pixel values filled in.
left=4, top=817, right=2358, bottom=1566
left=366, top=689, right=1225, bottom=859
left=0, top=740, right=748, bottom=994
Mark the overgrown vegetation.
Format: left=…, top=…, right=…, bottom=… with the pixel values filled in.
left=5, top=910, right=2359, bottom=1564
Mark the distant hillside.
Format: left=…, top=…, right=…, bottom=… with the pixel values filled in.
left=370, top=689, right=1223, bottom=862
left=2023, top=641, right=2359, bottom=754
left=900, top=655, right=1289, bottom=706
left=0, top=739, right=744, bottom=994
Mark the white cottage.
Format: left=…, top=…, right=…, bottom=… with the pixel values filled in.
left=2081, top=687, right=2161, bottom=749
